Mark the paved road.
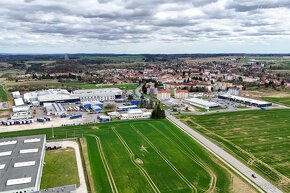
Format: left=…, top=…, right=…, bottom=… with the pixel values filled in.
left=48, top=141, right=88, bottom=193
left=134, top=85, right=142, bottom=99
left=166, top=112, right=282, bottom=193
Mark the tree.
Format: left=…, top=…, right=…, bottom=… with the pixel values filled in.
left=151, top=103, right=165, bottom=119
left=281, top=80, right=285, bottom=86
left=127, top=94, right=134, bottom=100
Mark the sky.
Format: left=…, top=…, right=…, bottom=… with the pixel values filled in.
left=0, top=0, right=290, bottom=54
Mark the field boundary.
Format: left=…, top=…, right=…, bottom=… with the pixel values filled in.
left=166, top=116, right=266, bottom=193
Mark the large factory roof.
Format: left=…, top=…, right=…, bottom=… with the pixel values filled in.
left=0, top=135, right=46, bottom=192
left=185, top=98, right=220, bottom=108
left=38, top=94, right=79, bottom=103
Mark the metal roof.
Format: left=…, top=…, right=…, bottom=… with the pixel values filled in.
left=219, top=94, right=271, bottom=105
left=0, top=135, right=46, bottom=192
left=185, top=98, right=219, bottom=108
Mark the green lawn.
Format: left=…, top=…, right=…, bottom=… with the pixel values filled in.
left=0, top=120, right=243, bottom=193
left=6, top=81, right=137, bottom=91
left=177, top=109, right=290, bottom=192
left=262, top=96, right=290, bottom=106
left=95, top=83, right=138, bottom=90
left=235, top=106, right=249, bottom=109
left=41, top=149, right=80, bottom=189
left=0, top=85, right=8, bottom=102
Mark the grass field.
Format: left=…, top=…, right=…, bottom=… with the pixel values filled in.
left=0, top=85, right=8, bottom=102
left=41, top=149, right=80, bottom=189
left=0, top=69, right=26, bottom=77
left=262, top=97, right=290, bottom=106
left=6, top=80, right=137, bottom=91
left=0, top=120, right=256, bottom=193
left=95, top=83, right=138, bottom=90
left=81, top=55, right=145, bottom=62
left=176, top=109, right=290, bottom=192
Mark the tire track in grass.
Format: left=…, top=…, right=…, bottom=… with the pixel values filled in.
left=111, top=127, right=161, bottom=193
left=148, top=122, right=217, bottom=193
left=130, top=124, right=197, bottom=193
left=92, top=135, right=119, bottom=193
left=187, top=118, right=290, bottom=189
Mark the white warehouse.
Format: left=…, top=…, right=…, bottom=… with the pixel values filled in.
left=185, top=98, right=220, bottom=110
left=44, top=103, right=67, bottom=116
left=72, top=88, right=123, bottom=102
left=120, top=109, right=152, bottom=120
left=0, top=135, right=46, bottom=193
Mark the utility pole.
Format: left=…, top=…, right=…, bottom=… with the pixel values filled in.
left=51, top=125, right=54, bottom=138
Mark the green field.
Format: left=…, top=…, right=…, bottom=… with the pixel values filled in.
left=96, top=83, right=138, bottom=90
left=6, top=81, right=137, bottom=91
left=81, top=55, right=146, bottom=62
left=0, top=85, right=8, bottom=102
left=0, top=120, right=253, bottom=193
left=0, top=69, right=26, bottom=77
left=176, top=109, right=290, bottom=192
left=262, top=97, right=290, bottom=106
left=41, top=149, right=80, bottom=189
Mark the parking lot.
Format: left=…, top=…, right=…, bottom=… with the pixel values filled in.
left=210, top=98, right=249, bottom=110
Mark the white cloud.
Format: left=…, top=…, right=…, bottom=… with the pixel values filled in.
left=0, top=0, right=289, bottom=53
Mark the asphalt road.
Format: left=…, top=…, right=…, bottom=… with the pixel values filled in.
left=134, top=86, right=142, bottom=99
left=166, top=111, right=282, bottom=193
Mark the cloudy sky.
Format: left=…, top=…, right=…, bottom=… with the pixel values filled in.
left=0, top=0, right=290, bottom=53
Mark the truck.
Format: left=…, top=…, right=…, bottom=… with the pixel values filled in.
left=44, top=117, right=52, bottom=121
left=37, top=117, right=46, bottom=122
left=69, top=114, right=82, bottom=119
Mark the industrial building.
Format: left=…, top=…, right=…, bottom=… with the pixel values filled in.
left=11, top=92, right=21, bottom=99
left=23, top=89, right=79, bottom=106
left=98, top=115, right=111, bottom=122
left=10, top=112, right=32, bottom=120
left=12, top=106, right=30, bottom=113
left=120, top=109, right=152, bottom=120
left=44, top=103, right=67, bottom=116
left=0, top=135, right=46, bottom=193
left=14, top=98, right=24, bottom=106
left=117, top=105, right=138, bottom=111
left=21, top=88, right=123, bottom=106
left=218, top=94, right=272, bottom=107
left=72, top=88, right=122, bottom=102
left=185, top=98, right=220, bottom=109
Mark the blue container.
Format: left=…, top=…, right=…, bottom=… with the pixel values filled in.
left=70, top=114, right=82, bottom=119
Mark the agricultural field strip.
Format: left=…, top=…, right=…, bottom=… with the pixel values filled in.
left=93, top=135, right=119, bottom=193
left=148, top=122, right=217, bottom=193
left=111, top=127, right=161, bottom=193
left=185, top=119, right=287, bottom=182
left=130, top=123, right=197, bottom=193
